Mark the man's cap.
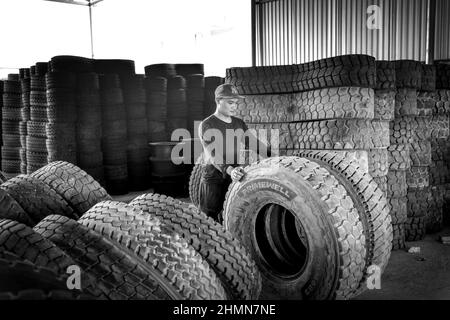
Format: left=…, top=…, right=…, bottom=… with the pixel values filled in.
left=215, top=84, right=244, bottom=100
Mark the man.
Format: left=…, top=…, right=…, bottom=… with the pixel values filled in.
left=198, top=84, right=269, bottom=222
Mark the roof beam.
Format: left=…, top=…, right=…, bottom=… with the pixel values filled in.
left=43, top=0, right=104, bottom=7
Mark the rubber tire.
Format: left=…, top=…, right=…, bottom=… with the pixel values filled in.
left=188, top=156, right=205, bottom=208
left=375, top=61, right=396, bottom=90
left=388, top=144, right=411, bottom=171
left=392, top=223, right=406, bottom=250
left=395, top=60, right=422, bottom=89
left=386, top=170, right=407, bottom=198
left=0, top=220, right=104, bottom=298
left=388, top=197, right=408, bottom=224
left=235, top=88, right=374, bottom=123
left=297, top=151, right=393, bottom=286
left=421, top=64, right=436, bottom=92
left=223, top=157, right=368, bottom=300
left=0, top=175, right=78, bottom=224
left=78, top=201, right=227, bottom=300
left=406, top=166, right=430, bottom=189
left=34, top=215, right=176, bottom=300
left=129, top=193, right=261, bottom=300
left=0, top=189, right=32, bottom=226
left=430, top=115, right=450, bottom=140
left=30, top=161, right=112, bottom=216
left=408, top=141, right=432, bottom=167
left=374, top=90, right=395, bottom=121
left=226, top=54, right=376, bottom=94
left=404, top=217, right=426, bottom=241
left=395, top=89, right=418, bottom=117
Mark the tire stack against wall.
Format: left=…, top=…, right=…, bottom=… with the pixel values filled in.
left=166, top=75, right=188, bottom=138
left=45, top=71, right=77, bottom=165
left=76, top=72, right=104, bottom=184
left=122, top=74, right=150, bottom=191
left=19, top=69, right=31, bottom=174
left=2, top=75, right=24, bottom=179
left=392, top=61, right=431, bottom=242
left=100, top=74, right=128, bottom=195
left=27, top=63, right=49, bottom=174
left=227, top=55, right=388, bottom=193
left=186, top=74, right=205, bottom=137
left=434, top=62, right=450, bottom=227
left=375, top=61, right=408, bottom=250
left=144, top=75, right=168, bottom=143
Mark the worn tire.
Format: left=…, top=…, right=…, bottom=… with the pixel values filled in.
left=395, top=60, right=422, bottom=89
left=0, top=175, right=77, bottom=225
left=404, top=217, right=426, bottom=241
left=0, top=189, right=32, bottom=226
left=297, top=151, right=392, bottom=288
left=390, top=116, right=431, bottom=144
left=407, top=188, right=432, bottom=218
left=376, top=61, right=396, bottom=90
left=223, top=157, right=369, bottom=300
left=226, top=55, right=376, bottom=94
left=130, top=193, right=261, bottom=300
left=388, top=197, right=407, bottom=224
left=34, top=215, right=176, bottom=300
left=0, top=220, right=103, bottom=298
left=0, top=254, right=89, bottom=300
left=417, top=91, right=435, bottom=116
left=392, top=224, right=406, bottom=250
left=395, top=89, right=418, bottom=116
left=388, top=144, right=411, bottom=171
left=406, top=166, right=429, bottom=188
left=421, top=64, right=436, bottom=92
left=374, top=90, right=395, bottom=121
left=386, top=171, right=407, bottom=198
left=188, top=155, right=205, bottom=207
left=78, top=201, right=226, bottom=300
left=235, top=88, right=374, bottom=123
left=430, top=115, right=449, bottom=139
left=31, top=161, right=112, bottom=216
left=408, top=141, right=432, bottom=167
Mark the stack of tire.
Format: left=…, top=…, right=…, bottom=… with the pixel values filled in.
left=391, top=61, right=432, bottom=242
left=45, top=71, right=78, bottom=164
left=122, top=74, right=150, bottom=191
left=186, top=74, right=205, bottom=137
left=0, top=80, right=2, bottom=169
left=76, top=73, right=104, bottom=183
left=144, top=75, right=168, bottom=142
left=27, top=63, right=49, bottom=174
left=166, top=75, right=188, bottom=137
left=100, top=74, right=128, bottom=195
left=2, top=75, right=23, bottom=179
left=227, top=55, right=389, bottom=203
left=203, top=77, right=224, bottom=118
left=374, top=61, right=408, bottom=250
left=19, top=69, right=31, bottom=174
left=433, top=61, right=450, bottom=227
left=0, top=161, right=261, bottom=301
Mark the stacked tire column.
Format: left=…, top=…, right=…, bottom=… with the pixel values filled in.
left=430, top=63, right=450, bottom=228
left=1, top=76, right=22, bottom=179
left=100, top=74, right=128, bottom=195
left=45, top=72, right=78, bottom=164
left=376, top=61, right=408, bottom=250
left=166, top=76, right=188, bottom=137
left=203, top=77, right=224, bottom=118
left=76, top=73, right=104, bottom=184
left=19, top=69, right=31, bottom=174
left=144, top=76, right=168, bottom=143
left=122, top=75, right=150, bottom=191
left=186, top=74, right=205, bottom=137
left=393, top=61, right=430, bottom=242
left=27, top=64, right=49, bottom=174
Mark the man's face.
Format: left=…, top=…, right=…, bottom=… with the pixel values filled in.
left=217, top=98, right=239, bottom=116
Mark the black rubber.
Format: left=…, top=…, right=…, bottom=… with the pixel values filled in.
left=130, top=193, right=261, bottom=300
left=78, top=201, right=227, bottom=300
left=0, top=175, right=78, bottom=225
left=0, top=189, right=32, bottom=226
left=226, top=55, right=377, bottom=94
left=375, top=61, right=396, bottom=90
left=31, top=161, right=112, bottom=216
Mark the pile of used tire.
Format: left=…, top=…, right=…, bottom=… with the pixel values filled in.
left=0, top=161, right=261, bottom=300
left=19, top=69, right=31, bottom=175
left=188, top=55, right=450, bottom=299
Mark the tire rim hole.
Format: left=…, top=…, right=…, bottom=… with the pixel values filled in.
left=254, top=204, right=308, bottom=278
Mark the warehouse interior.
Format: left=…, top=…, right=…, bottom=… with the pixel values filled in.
left=0, top=0, right=449, bottom=301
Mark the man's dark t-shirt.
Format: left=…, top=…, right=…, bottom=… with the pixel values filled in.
left=199, top=115, right=248, bottom=183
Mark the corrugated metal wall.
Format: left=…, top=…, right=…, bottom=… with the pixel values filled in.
left=435, top=0, right=450, bottom=60
left=254, top=0, right=431, bottom=66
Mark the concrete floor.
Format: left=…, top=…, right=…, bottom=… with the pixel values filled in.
left=356, top=227, right=450, bottom=300
left=113, top=190, right=450, bottom=300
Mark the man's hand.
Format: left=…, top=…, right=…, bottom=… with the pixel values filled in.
left=227, top=166, right=245, bottom=182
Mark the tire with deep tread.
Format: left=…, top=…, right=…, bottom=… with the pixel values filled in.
left=129, top=193, right=261, bottom=300
left=31, top=161, right=112, bottom=216
left=78, top=201, right=227, bottom=300
left=0, top=175, right=78, bottom=224
left=223, top=156, right=369, bottom=300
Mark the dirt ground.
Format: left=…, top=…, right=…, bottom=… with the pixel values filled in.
left=114, top=190, right=450, bottom=300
